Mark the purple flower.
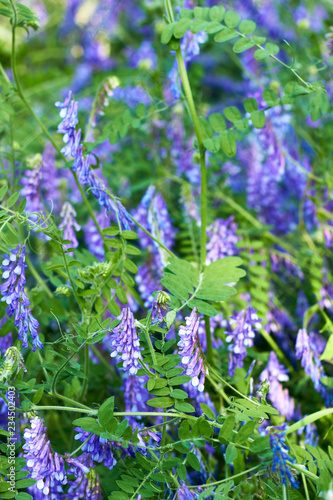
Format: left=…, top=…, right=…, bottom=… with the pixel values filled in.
left=0, top=317, right=12, bottom=355
left=66, top=454, right=102, bottom=500
left=23, top=417, right=67, bottom=495
left=176, top=483, right=196, bottom=499
left=112, top=85, right=151, bottom=108
left=74, top=427, right=117, bottom=470
left=109, top=307, right=143, bottom=375
left=0, top=245, right=42, bottom=351
left=123, top=373, right=149, bottom=423
left=226, top=307, right=261, bottom=377
left=55, top=91, right=133, bottom=230
left=267, top=424, right=299, bottom=489
left=178, top=308, right=206, bottom=392
left=259, top=351, right=295, bottom=419
left=20, top=155, right=44, bottom=217
left=127, top=41, right=157, bottom=70
left=206, top=216, right=239, bottom=264
left=135, top=256, right=162, bottom=307
left=59, top=202, right=81, bottom=254
left=55, top=91, right=81, bottom=157
left=325, top=27, right=333, bottom=55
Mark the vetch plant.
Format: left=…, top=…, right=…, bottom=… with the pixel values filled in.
left=0, top=0, right=333, bottom=499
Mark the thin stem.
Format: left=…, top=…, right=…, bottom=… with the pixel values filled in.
left=188, top=464, right=262, bottom=489
left=130, top=214, right=176, bottom=257
left=33, top=405, right=96, bottom=414
left=204, top=315, right=213, bottom=365
left=68, top=433, right=93, bottom=457
left=136, top=321, right=158, bottom=369
left=302, top=473, right=310, bottom=500
left=79, top=344, right=89, bottom=401
left=209, top=366, right=259, bottom=406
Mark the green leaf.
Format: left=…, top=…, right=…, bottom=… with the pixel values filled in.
left=203, top=137, right=220, bottom=153
left=174, top=18, right=192, bottom=38
left=146, top=397, right=174, bottom=408
left=199, top=418, right=212, bottom=437
left=174, top=402, right=195, bottom=413
left=6, top=192, right=20, bottom=208
left=235, top=420, right=255, bottom=444
left=161, top=23, right=176, bottom=44
left=178, top=420, right=191, bottom=440
left=251, top=110, right=266, bottom=129
left=187, top=452, right=201, bottom=471
left=72, top=417, right=102, bottom=434
left=190, top=19, right=208, bottom=34
left=0, top=184, right=8, bottom=200
left=114, top=419, right=128, bottom=438
left=220, top=130, right=236, bottom=157
left=98, top=396, right=114, bottom=429
left=224, top=106, right=241, bottom=123
left=108, top=300, right=121, bottom=316
left=250, top=436, right=270, bottom=453
left=209, top=5, right=225, bottom=22
left=200, top=403, right=215, bottom=420
left=262, top=89, right=279, bottom=106
left=136, top=103, right=146, bottom=118
left=252, top=35, right=266, bottom=44
left=320, top=334, right=333, bottom=361
left=102, top=226, right=119, bottom=236
left=180, top=8, right=193, bottom=19
left=254, top=48, right=269, bottom=60
left=32, top=387, right=44, bottom=405
left=233, top=38, right=255, bottom=53
left=214, top=27, right=238, bottom=43
left=170, top=389, right=188, bottom=399
left=218, top=415, right=235, bottom=441
left=168, top=375, right=192, bottom=386
left=199, top=116, right=214, bottom=139
left=225, top=444, right=238, bottom=463
left=161, top=277, right=189, bottom=301
left=265, top=42, right=279, bottom=55
left=165, top=310, right=177, bottom=328
left=187, top=299, right=218, bottom=317
left=239, top=20, right=256, bottom=34
left=224, top=10, right=240, bottom=28
left=122, top=230, right=138, bottom=239
left=209, top=113, right=226, bottom=133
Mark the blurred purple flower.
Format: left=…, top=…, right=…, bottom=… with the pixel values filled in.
left=178, top=308, right=206, bottom=392
left=0, top=245, right=42, bottom=351
left=59, top=202, right=81, bottom=254
left=226, top=307, right=261, bottom=377
left=206, top=216, right=239, bottom=264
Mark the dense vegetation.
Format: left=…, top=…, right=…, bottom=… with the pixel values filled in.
left=0, top=0, right=333, bottom=499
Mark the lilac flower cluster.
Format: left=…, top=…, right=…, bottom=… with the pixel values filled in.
left=133, top=186, right=176, bottom=305
left=178, top=308, right=206, bottom=392
left=176, top=483, right=197, bottom=499
left=123, top=373, right=149, bottom=422
left=267, top=424, right=299, bottom=489
left=206, top=216, right=239, bottom=264
left=226, top=307, right=261, bottom=377
left=66, top=453, right=101, bottom=500
left=296, top=329, right=332, bottom=405
left=109, top=307, right=143, bottom=375
left=20, top=156, right=44, bottom=217
left=74, top=427, right=117, bottom=470
left=0, top=245, right=42, bottom=351
left=59, top=202, right=81, bottom=254
left=55, top=91, right=132, bottom=230
left=23, top=416, right=67, bottom=495
left=259, top=351, right=295, bottom=419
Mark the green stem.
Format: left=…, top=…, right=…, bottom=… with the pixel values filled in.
left=136, top=321, right=158, bottom=369
left=174, top=48, right=206, bottom=269
left=204, top=315, right=213, bottom=365
left=33, top=405, right=96, bottom=414
left=302, top=473, right=310, bottom=500
left=188, top=464, right=262, bottom=489
left=79, top=344, right=89, bottom=401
